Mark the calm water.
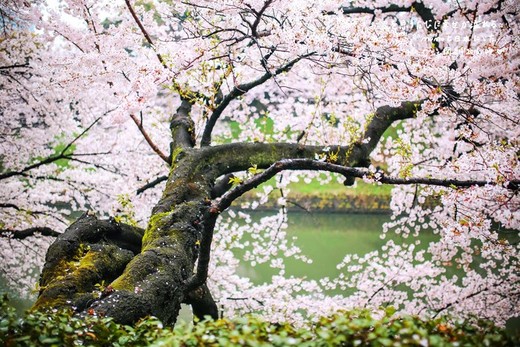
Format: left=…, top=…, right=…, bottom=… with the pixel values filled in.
left=234, top=212, right=438, bottom=285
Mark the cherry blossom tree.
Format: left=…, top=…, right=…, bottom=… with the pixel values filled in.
left=1, top=0, right=518, bottom=326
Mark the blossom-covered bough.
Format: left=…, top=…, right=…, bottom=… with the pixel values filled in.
left=1, top=0, right=518, bottom=326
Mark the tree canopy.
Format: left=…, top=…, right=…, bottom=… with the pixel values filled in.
left=0, top=0, right=518, bottom=326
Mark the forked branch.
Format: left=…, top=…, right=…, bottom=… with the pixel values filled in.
left=200, top=101, right=424, bottom=179
left=218, top=160, right=520, bottom=209
left=0, top=117, right=101, bottom=180
left=200, top=53, right=315, bottom=146
left=185, top=158, right=518, bottom=290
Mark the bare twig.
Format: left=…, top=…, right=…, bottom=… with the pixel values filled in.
left=124, top=0, right=166, bottom=68
left=130, top=113, right=170, bottom=165
left=1, top=227, right=60, bottom=239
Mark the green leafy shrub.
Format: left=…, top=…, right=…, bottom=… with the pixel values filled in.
left=0, top=293, right=169, bottom=347
left=1, top=294, right=516, bottom=347
left=156, top=308, right=517, bottom=347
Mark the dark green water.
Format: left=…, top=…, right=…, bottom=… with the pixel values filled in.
left=232, top=211, right=519, bottom=334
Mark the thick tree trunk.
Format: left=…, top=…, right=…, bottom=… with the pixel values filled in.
left=33, top=214, right=142, bottom=313
left=31, top=143, right=359, bottom=325
left=34, top=149, right=219, bottom=325
left=33, top=101, right=418, bottom=325
left=33, top=100, right=223, bottom=325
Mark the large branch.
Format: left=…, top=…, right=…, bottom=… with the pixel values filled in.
left=184, top=283, right=219, bottom=321
left=220, top=159, right=520, bottom=204
left=200, top=53, right=315, bottom=147
left=186, top=101, right=423, bottom=288
left=34, top=214, right=144, bottom=312
left=245, top=0, right=274, bottom=38
left=185, top=96, right=517, bottom=289
left=185, top=156, right=519, bottom=291
left=359, top=101, right=422, bottom=158
left=170, top=98, right=195, bottom=150
left=200, top=101, right=422, bottom=179
left=184, top=209, right=215, bottom=291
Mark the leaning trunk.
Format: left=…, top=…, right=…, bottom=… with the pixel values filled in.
left=33, top=147, right=219, bottom=325
left=33, top=101, right=411, bottom=324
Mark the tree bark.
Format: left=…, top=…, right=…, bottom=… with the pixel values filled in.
left=32, top=101, right=426, bottom=325
left=33, top=214, right=143, bottom=313
left=33, top=149, right=219, bottom=324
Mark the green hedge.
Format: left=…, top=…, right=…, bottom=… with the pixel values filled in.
left=1, top=294, right=516, bottom=347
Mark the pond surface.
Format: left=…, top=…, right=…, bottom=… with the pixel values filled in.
left=234, top=211, right=438, bottom=286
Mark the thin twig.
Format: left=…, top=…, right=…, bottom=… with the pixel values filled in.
left=136, top=175, right=168, bottom=194
left=129, top=113, right=170, bottom=165
left=124, top=0, right=166, bottom=68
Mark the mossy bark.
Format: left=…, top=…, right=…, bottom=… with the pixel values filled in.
left=33, top=142, right=368, bottom=324
left=33, top=148, right=221, bottom=324
left=34, top=100, right=417, bottom=325
left=33, top=215, right=142, bottom=312
left=88, top=150, right=219, bottom=324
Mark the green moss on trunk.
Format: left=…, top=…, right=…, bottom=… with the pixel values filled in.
left=33, top=245, right=134, bottom=311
